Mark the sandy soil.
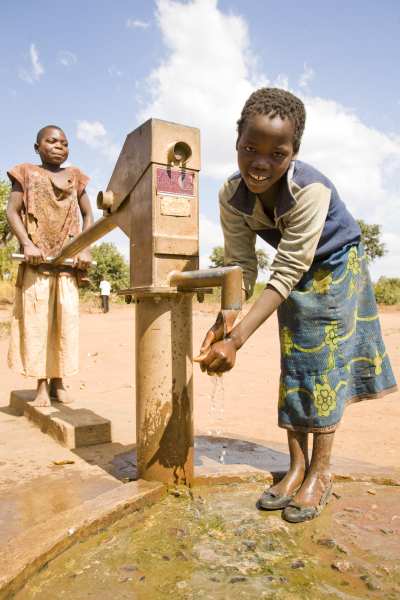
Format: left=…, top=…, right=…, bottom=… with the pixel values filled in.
left=0, top=302, right=399, bottom=474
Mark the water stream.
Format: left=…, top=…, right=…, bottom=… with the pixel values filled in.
left=207, top=376, right=227, bottom=464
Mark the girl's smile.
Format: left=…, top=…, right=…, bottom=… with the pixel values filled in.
left=237, top=113, right=295, bottom=200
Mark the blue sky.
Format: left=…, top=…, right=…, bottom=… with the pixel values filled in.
left=1, top=0, right=399, bottom=279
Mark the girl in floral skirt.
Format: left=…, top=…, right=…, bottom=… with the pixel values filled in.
left=196, top=88, right=397, bottom=523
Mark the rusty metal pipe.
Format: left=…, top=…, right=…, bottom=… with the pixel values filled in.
left=135, top=294, right=193, bottom=485
left=50, top=217, right=117, bottom=265
left=169, top=266, right=242, bottom=311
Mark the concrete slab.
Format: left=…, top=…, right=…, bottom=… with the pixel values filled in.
left=9, top=390, right=112, bottom=449
left=0, top=479, right=165, bottom=600
left=104, top=435, right=400, bottom=487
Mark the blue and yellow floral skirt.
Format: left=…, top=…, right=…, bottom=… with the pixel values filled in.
left=277, top=243, right=397, bottom=433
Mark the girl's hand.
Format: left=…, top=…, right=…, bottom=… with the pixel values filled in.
left=194, top=338, right=237, bottom=375
left=23, top=241, right=44, bottom=265
left=74, top=249, right=92, bottom=271
left=196, top=309, right=239, bottom=361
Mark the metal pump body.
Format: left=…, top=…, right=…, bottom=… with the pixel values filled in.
left=52, top=118, right=241, bottom=485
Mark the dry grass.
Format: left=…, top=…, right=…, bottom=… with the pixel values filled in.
left=0, top=280, right=15, bottom=305
left=0, top=320, right=10, bottom=338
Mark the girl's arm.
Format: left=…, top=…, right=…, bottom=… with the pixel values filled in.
left=6, top=181, right=44, bottom=264
left=79, top=191, right=94, bottom=231
left=197, top=183, right=332, bottom=373
left=75, top=190, right=94, bottom=270
left=196, top=184, right=258, bottom=361
left=195, top=285, right=284, bottom=373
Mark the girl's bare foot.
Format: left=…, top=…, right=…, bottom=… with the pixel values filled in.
left=49, top=378, right=74, bottom=404
left=31, top=379, right=51, bottom=407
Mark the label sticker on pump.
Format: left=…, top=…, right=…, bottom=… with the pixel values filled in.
left=156, top=168, right=195, bottom=197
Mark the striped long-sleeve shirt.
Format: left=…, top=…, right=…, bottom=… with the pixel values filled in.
left=219, top=160, right=361, bottom=299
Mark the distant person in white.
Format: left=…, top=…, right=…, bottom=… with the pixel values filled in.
left=99, top=278, right=111, bottom=313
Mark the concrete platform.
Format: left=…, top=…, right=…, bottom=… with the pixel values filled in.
left=9, top=390, right=112, bottom=449
left=1, top=427, right=399, bottom=598
left=0, top=479, right=164, bottom=600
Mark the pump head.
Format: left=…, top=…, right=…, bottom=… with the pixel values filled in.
left=168, top=141, right=192, bottom=166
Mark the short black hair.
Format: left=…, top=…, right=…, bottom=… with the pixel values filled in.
left=36, top=125, right=65, bottom=144
left=237, top=88, right=306, bottom=153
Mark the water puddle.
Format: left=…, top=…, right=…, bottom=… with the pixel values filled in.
left=14, top=482, right=400, bottom=599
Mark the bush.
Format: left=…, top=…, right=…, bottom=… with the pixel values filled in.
left=88, top=242, right=129, bottom=292
left=0, top=238, right=19, bottom=282
left=374, top=277, right=400, bottom=305
left=0, top=320, right=11, bottom=338
left=0, top=280, right=15, bottom=305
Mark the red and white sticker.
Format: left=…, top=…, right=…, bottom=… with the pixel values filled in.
left=156, top=168, right=195, bottom=196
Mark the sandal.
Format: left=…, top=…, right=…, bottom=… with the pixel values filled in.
left=256, top=487, right=298, bottom=511
left=282, top=481, right=333, bottom=523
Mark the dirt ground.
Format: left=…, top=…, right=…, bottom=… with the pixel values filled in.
left=0, top=301, right=399, bottom=476
left=0, top=301, right=399, bottom=597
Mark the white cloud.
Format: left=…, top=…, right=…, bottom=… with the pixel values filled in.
left=77, top=120, right=106, bottom=144
left=126, top=18, right=150, bottom=29
left=76, top=120, right=119, bottom=161
left=298, top=63, right=314, bottom=89
left=138, top=0, right=399, bottom=279
left=108, top=65, right=123, bottom=78
left=58, top=50, right=77, bottom=67
left=18, top=43, right=44, bottom=84
left=300, top=95, right=400, bottom=226
left=200, top=213, right=223, bottom=246
left=138, top=0, right=267, bottom=179
left=199, top=214, right=222, bottom=268
left=274, top=74, right=289, bottom=90
left=30, top=44, right=44, bottom=79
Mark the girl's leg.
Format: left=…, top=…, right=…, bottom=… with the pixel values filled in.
left=258, top=430, right=309, bottom=509
left=49, top=378, right=73, bottom=404
left=32, top=378, right=51, bottom=407
left=288, top=431, right=334, bottom=507
left=269, top=430, right=309, bottom=496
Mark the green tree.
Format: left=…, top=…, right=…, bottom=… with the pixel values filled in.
left=0, top=239, right=18, bottom=280
left=0, top=179, right=12, bottom=245
left=209, top=245, right=270, bottom=273
left=209, top=246, right=225, bottom=268
left=374, top=277, right=400, bottom=305
left=357, top=219, right=386, bottom=263
left=0, top=179, right=18, bottom=281
left=88, top=242, right=129, bottom=292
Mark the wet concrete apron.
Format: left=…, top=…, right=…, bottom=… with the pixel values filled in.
left=14, top=480, right=400, bottom=600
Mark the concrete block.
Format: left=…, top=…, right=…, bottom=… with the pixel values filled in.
left=0, top=479, right=165, bottom=599
left=9, top=390, right=112, bottom=449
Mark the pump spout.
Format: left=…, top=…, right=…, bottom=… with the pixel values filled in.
left=169, top=265, right=242, bottom=311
